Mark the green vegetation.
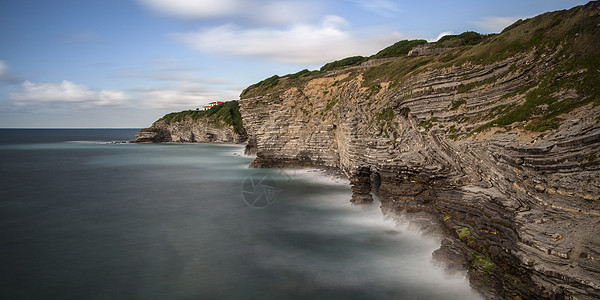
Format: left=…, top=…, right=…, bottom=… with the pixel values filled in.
left=286, top=69, right=320, bottom=80
left=325, top=97, right=339, bottom=111
left=377, top=108, right=395, bottom=122
left=160, top=101, right=245, bottom=135
left=470, top=252, right=496, bottom=287
left=418, top=117, right=438, bottom=131
left=320, top=56, right=367, bottom=72
left=458, top=227, right=471, bottom=239
left=456, top=76, right=497, bottom=94
left=435, top=31, right=494, bottom=48
left=241, top=1, right=600, bottom=134
left=448, top=133, right=461, bottom=140
left=368, top=84, right=382, bottom=98
left=241, top=75, right=280, bottom=97
left=452, top=2, right=600, bottom=66
left=469, top=252, right=495, bottom=272
left=372, top=39, right=428, bottom=58
left=362, top=56, right=432, bottom=87
left=450, top=99, right=466, bottom=110
left=375, top=108, right=396, bottom=138
left=524, top=120, right=560, bottom=132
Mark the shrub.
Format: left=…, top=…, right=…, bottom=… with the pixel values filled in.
left=525, top=120, right=560, bottom=132
left=372, top=39, right=428, bottom=58
left=320, top=56, right=367, bottom=72
left=160, top=101, right=245, bottom=135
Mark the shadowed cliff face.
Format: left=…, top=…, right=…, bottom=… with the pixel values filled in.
left=239, top=3, right=600, bottom=298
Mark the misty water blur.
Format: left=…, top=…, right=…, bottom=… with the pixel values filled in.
left=0, top=129, right=481, bottom=299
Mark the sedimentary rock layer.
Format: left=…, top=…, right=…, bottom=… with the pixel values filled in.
left=239, top=4, right=600, bottom=297
left=134, top=117, right=244, bottom=143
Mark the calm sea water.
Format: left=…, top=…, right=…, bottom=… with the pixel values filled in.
left=0, top=129, right=481, bottom=300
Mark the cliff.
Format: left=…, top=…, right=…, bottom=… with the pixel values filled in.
left=134, top=100, right=246, bottom=143
left=239, top=2, right=600, bottom=299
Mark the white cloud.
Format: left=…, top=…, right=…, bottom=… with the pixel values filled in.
left=137, top=87, right=239, bottom=109
left=136, top=0, right=318, bottom=25
left=113, top=56, right=241, bottom=110
left=137, top=0, right=240, bottom=19
left=471, top=16, right=523, bottom=33
left=353, top=0, right=401, bottom=17
left=172, top=15, right=403, bottom=64
left=10, top=80, right=129, bottom=108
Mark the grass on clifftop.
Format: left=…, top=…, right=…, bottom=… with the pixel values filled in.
left=159, top=100, right=245, bottom=135
left=241, top=1, right=600, bottom=132
left=468, top=2, right=600, bottom=134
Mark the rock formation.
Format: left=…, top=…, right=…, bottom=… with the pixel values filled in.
left=134, top=101, right=246, bottom=143
left=407, top=44, right=450, bottom=56
left=239, top=2, right=600, bottom=298
left=136, top=2, right=600, bottom=298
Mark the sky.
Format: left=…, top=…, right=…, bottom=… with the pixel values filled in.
left=0, top=0, right=590, bottom=128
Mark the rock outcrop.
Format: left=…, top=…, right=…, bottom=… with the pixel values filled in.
left=133, top=118, right=244, bottom=143
left=134, top=101, right=246, bottom=143
left=407, top=44, right=450, bottom=56
left=239, top=2, right=600, bottom=299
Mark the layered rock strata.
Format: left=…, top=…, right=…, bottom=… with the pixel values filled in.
left=134, top=117, right=244, bottom=143
left=239, top=19, right=600, bottom=298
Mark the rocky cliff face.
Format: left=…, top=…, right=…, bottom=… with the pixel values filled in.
left=134, top=101, right=246, bottom=143
left=134, top=118, right=243, bottom=143
left=239, top=2, right=600, bottom=298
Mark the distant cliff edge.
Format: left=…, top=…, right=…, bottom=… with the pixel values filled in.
left=133, top=100, right=246, bottom=143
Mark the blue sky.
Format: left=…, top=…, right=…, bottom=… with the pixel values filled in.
left=0, top=0, right=590, bottom=128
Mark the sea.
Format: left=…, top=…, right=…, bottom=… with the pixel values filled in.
left=0, top=129, right=481, bottom=300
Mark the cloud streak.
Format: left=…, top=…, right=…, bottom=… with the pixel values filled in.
left=136, top=0, right=319, bottom=25
left=172, top=16, right=403, bottom=64
left=137, top=86, right=239, bottom=109
left=353, top=0, right=401, bottom=17
left=139, top=0, right=405, bottom=64
left=10, top=80, right=129, bottom=108
left=114, top=57, right=240, bottom=109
